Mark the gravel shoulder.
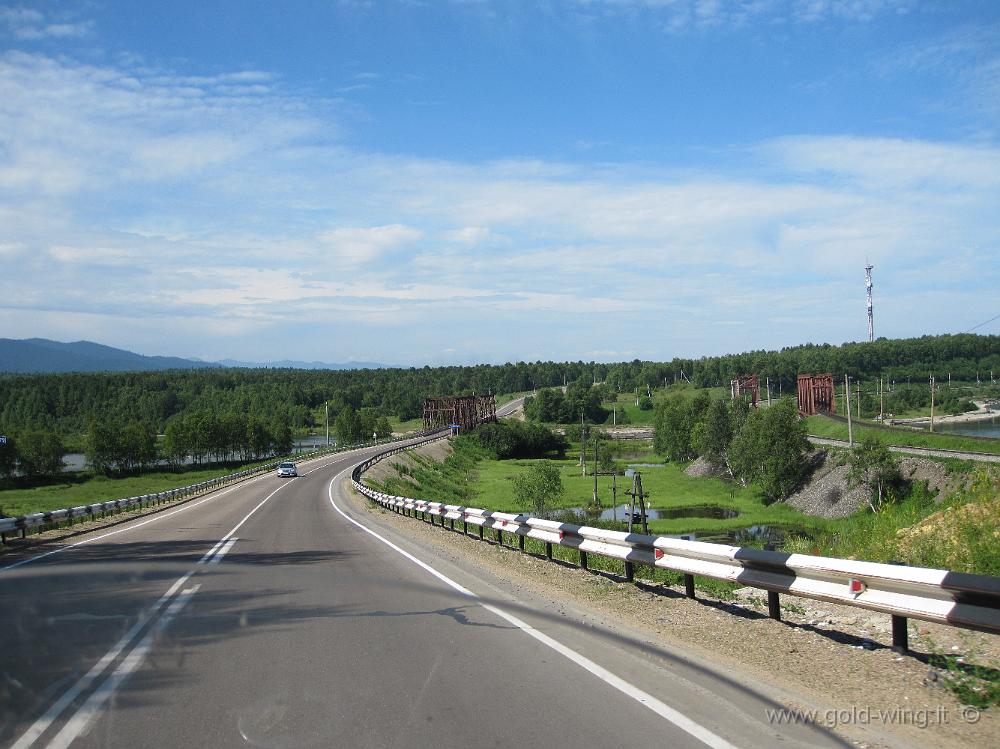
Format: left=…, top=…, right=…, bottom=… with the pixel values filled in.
left=352, top=460, right=999, bottom=749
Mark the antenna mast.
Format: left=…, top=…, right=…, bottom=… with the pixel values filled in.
left=865, top=264, right=874, bottom=342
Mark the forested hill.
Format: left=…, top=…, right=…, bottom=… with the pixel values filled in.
left=0, top=339, right=208, bottom=373
left=0, top=333, right=998, bottom=438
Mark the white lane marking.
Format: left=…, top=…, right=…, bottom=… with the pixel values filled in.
left=45, top=584, right=201, bottom=749
left=208, top=537, right=238, bottom=566
left=327, top=470, right=739, bottom=749
left=11, top=481, right=292, bottom=749
left=8, top=573, right=197, bottom=749
left=0, top=451, right=349, bottom=573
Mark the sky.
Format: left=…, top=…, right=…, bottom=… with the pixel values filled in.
left=1, top=1, right=999, bottom=366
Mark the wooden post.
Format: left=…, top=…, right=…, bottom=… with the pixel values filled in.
left=845, top=374, right=853, bottom=446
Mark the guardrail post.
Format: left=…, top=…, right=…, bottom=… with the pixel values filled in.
left=479, top=525, right=485, bottom=541
left=684, top=574, right=696, bottom=599
left=496, top=528, right=503, bottom=547
left=579, top=550, right=588, bottom=570
left=545, top=541, right=553, bottom=560
left=767, top=591, right=781, bottom=621
left=624, top=560, right=634, bottom=583
left=891, top=615, right=909, bottom=654
left=450, top=518, right=455, bottom=531
left=463, top=520, right=468, bottom=535
left=518, top=533, right=525, bottom=552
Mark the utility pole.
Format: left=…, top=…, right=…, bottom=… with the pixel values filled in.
left=929, top=375, right=935, bottom=432
left=325, top=403, right=329, bottom=445
left=766, top=377, right=771, bottom=407
left=865, top=263, right=874, bottom=342
left=845, top=374, right=853, bottom=446
left=612, top=474, right=618, bottom=523
left=592, top=434, right=600, bottom=509
left=580, top=411, right=587, bottom=476
left=857, top=380, right=861, bottom=420
left=879, top=377, right=884, bottom=421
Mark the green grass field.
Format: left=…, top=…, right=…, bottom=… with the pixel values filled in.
left=804, top=414, right=1000, bottom=455
left=467, top=453, right=826, bottom=539
left=0, top=464, right=274, bottom=518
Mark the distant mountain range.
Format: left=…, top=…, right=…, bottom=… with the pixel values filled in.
left=0, top=339, right=391, bottom=374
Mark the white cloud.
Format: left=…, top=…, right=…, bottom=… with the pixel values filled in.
left=1, top=48, right=998, bottom=362
left=316, top=224, right=424, bottom=265
left=0, top=6, right=92, bottom=39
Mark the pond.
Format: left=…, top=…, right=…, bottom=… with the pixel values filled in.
left=563, top=503, right=740, bottom=522
left=674, top=524, right=815, bottom=547
left=58, top=438, right=329, bottom=473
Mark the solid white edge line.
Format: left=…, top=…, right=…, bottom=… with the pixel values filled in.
left=326, top=467, right=739, bottom=749
left=45, top=584, right=202, bottom=749
left=11, top=476, right=295, bottom=749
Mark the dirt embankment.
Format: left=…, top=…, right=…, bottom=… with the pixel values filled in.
left=783, top=451, right=969, bottom=519
left=363, top=439, right=454, bottom=486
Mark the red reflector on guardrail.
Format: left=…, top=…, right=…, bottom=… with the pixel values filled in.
left=654, top=549, right=664, bottom=560
left=849, top=578, right=867, bottom=595
left=558, top=530, right=564, bottom=541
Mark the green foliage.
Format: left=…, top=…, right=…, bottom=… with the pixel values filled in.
left=512, top=461, right=563, bottom=516
left=162, top=410, right=290, bottom=466
left=0, top=436, right=16, bottom=478
left=374, top=416, right=393, bottom=439
left=523, top=383, right=608, bottom=424
left=86, top=419, right=157, bottom=475
left=728, top=399, right=809, bottom=501
left=14, top=430, right=65, bottom=476
left=845, top=437, right=901, bottom=512
left=692, top=398, right=733, bottom=471
left=469, top=420, right=568, bottom=459
left=335, top=406, right=364, bottom=444
left=652, top=391, right=710, bottom=462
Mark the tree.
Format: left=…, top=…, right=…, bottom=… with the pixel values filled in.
left=374, top=417, right=393, bottom=439
left=653, top=398, right=698, bottom=462
left=18, top=429, right=67, bottom=477
left=846, top=437, right=901, bottom=513
left=692, top=398, right=733, bottom=473
left=335, top=406, right=363, bottom=444
left=512, top=461, right=563, bottom=517
left=728, top=399, right=809, bottom=501
left=0, top=436, right=18, bottom=479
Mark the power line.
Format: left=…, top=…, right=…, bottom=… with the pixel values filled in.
left=964, top=312, right=1000, bottom=333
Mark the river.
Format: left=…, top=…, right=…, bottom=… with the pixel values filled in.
left=931, top=415, right=1000, bottom=439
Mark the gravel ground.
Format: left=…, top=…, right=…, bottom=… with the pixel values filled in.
left=784, top=451, right=870, bottom=518
left=683, top=456, right=730, bottom=479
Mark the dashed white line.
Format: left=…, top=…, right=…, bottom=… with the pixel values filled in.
left=11, top=477, right=295, bottom=749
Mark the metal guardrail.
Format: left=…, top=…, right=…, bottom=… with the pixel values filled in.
left=0, top=433, right=427, bottom=545
left=352, top=440, right=1000, bottom=653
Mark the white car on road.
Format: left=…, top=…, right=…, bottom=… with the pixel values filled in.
left=276, top=461, right=298, bottom=478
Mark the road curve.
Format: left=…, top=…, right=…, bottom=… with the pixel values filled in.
left=1, top=442, right=848, bottom=749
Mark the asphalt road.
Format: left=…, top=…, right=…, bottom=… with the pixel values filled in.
left=1, top=442, right=849, bottom=749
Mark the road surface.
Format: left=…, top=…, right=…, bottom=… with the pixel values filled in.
left=1, top=442, right=848, bottom=749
